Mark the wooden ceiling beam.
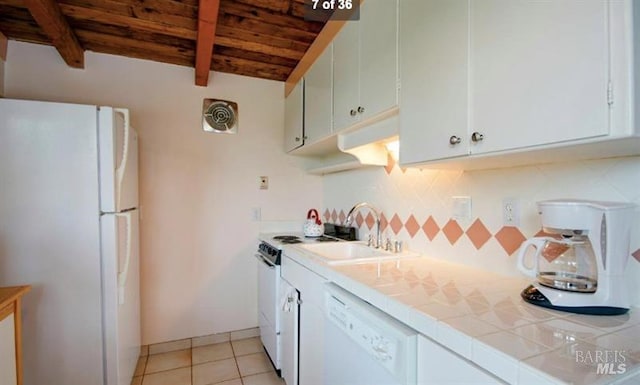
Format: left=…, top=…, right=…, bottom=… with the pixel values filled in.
left=22, top=0, right=85, bottom=68
left=194, top=0, right=220, bottom=86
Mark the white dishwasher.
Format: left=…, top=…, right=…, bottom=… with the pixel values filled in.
left=324, top=283, right=418, bottom=385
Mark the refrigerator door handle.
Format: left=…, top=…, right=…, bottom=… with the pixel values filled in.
left=114, top=108, right=130, bottom=209
left=115, top=211, right=132, bottom=305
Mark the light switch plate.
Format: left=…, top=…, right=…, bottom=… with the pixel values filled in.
left=452, top=196, right=472, bottom=221
left=252, top=207, right=261, bottom=221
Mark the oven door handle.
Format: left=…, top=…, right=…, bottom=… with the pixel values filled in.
left=254, top=253, right=276, bottom=269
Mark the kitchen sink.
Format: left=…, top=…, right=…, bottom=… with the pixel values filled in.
left=298, top=242, right=418, bottom=265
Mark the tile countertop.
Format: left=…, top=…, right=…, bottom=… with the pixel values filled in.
left=280, top=242, right=640, bottom=385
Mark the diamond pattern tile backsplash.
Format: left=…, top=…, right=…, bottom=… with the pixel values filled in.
left=323, top=155, right=640, bottom=305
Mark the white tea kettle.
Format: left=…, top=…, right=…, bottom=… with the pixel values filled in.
left=303, top=209, right=324, bottom=237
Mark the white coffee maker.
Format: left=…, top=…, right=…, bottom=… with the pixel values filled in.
left=517, top=199, right=636, bottom=315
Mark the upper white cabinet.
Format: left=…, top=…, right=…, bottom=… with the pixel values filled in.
left=399, top=0, right=469, bottom=164
left=304, top=44, right=333, bottom=145
left=284, top=79, right=304, bottom=153
left=400, top=0, right=638, bottom=168
left=470, top=0, right=609, bottom=153
left=333, top=0, right=399, bottom=132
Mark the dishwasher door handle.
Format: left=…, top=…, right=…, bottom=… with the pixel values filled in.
left=254, top=253, right=276, bottom=269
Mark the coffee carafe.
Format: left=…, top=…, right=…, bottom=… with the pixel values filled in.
left=517, top=199, right=636, bottom=315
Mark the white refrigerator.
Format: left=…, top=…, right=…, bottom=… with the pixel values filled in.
left=0, top=98, right=141, bottom=385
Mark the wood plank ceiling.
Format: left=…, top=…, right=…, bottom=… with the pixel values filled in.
left=0, top=0, right=327, bottom=86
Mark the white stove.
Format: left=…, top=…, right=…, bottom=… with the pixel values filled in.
left=255, top=225, right=357, bottom=375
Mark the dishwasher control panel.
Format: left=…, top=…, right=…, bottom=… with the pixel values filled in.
left=327, top=295, right=398, bottom=366
left=325, top=283, right=418, bottom=381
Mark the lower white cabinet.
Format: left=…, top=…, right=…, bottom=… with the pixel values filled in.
left=0, top=315, right=17, bottom=385
left=417, top=335, right=503, bottom=385
left=280, top=279, right=299, bottom=385
left=281, top=255, right=327, bottom=385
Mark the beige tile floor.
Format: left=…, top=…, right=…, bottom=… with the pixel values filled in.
left=131, top=337, right=285, bottom=385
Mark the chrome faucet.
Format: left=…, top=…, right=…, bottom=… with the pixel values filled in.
left=345, top=202, right=382, bottom=249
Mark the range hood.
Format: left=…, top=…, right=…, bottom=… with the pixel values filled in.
left=293, top=109, right=398, bottom=175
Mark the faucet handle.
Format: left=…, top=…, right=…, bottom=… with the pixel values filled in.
left=385, top=238, right=392, bottom=251
left=367, top=234, right=374, bottom=247
left=394, top=240, right=403, bottom=253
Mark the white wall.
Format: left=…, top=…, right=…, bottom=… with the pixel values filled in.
left=0, top=58, right=4, bottom=97
left=0, top=33, right=6, bottom=97
left=323, top=156, right=640, bottom=305
left=5, top=41, right=323, bottom=344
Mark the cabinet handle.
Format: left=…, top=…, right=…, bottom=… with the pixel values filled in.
left=471, top=132, right=484, bottom=142
left=350, top=109, right=357, bottom=117
left=357, top=106, right=365, bottom=114
left=303, top=136, right=308, bottom=140
left=295, top=137, right=301, bottom=142
left=449, top=135, right=462, bottom=145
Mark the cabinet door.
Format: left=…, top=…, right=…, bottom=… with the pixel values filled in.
left=399, top=0, right=469, bottom=165
left=281, top=256, right=325, bottom=385
left=0, top=315, right=17, bottom=385
left=304, top=44, right=333, bottom=144
left=284, top=79, right=304, bottom=152
left=333, top=20, right=360, bottom=132
left=417, top=335, right=503, bottom=384
left=280, top=281, right=299, bottom=385
left=470, top=0, right=609, bottom=154
left=359, top=0, right=398, bottom=122
left=298, top=298, right=324, bottom=385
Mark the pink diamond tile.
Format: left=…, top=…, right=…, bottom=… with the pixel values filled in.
left=338, top=210, right=346, bottom=224
left=365, top=212, right=375, bottom=230
left=422, top=216, right=440, bottom=241
left=331, top=209, right=338, bottom=223
left=323, top=209, right=331, bottom=222
left=442, top=219, right=464, bottom=245
left=355, top=212, right=364, bottom=228
left=385, top=153, right=395, bottom=175
left=404, top=215, right=420, bottom=238
left=389, top=214, right=403, bottom=235
left=466, top=219, right=492, bottom=250
left=632, top=249, right=640, bottom=264
left=380, top=213, right=389, bottom=233
left=495, top=226, right=527, bottom=255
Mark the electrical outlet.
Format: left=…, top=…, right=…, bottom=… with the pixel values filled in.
left=502, top=198, right=520, bottom=226
left=259, top=176, right=269, bottom=190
